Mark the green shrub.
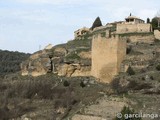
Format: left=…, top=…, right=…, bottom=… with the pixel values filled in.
left=150, top=76, right=154, bottom=80
left=141, top=77, right=145, bottom=80
left=80, top=81, right=85, bottom=88
left=63, top=80, right=70, bottom=87
left=65, top=53, right=80, bottom=61
left=127, top=66, right=135, bottom=76
left=126, top=46, right=132, bottom=54
left=110, top=78, right=128, bottom=94
left=156, top=64, right=160, bottom=71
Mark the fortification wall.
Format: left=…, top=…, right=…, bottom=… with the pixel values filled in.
left=117, top=24, right=151, bottom=33
left=125, top=34, right=155, bottom=43
left=91, top=34, right=126, bottom=83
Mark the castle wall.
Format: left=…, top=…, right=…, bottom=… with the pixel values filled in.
left=91, top=34, right=126, bottom=83
left=125, top=34, right=155, bottom=43
left=117, top=24, right=152, bottom=33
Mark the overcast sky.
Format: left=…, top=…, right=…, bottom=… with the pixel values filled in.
left=0, top=0, right=159, bottom=53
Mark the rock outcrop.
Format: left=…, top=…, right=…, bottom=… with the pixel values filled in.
left=21, top=42, right=92, bottom=77
left=21, top=50, right=52, bottom=76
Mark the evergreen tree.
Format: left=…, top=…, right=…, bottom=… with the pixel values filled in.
left=91, top=17, right=102, bottom=30
left=151, top=17, right=160, bottom=30
left=147, top=18, right=150, bottom=23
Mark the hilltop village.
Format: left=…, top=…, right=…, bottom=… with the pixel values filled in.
left=21, top=14, right=160, bottom=83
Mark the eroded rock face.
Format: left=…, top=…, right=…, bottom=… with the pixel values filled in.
left=21, top=46, right=91, bottom=77
left=21, top=51, right=52, bottom=76
left=57, top=64, right=75, bottom=77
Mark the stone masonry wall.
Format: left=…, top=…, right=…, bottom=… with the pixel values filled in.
left=91, top=34, right=126, bottom=83
left=117, top=24, right=152, bottom=33
left=125, top=34, right=155, bottom=43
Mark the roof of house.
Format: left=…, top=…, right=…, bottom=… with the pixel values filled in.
left=125, top=15, right=144, bottom=22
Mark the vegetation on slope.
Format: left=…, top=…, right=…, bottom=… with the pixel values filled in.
left=0, top=50, right=30, bottom=77
left=0, top=74, right=108, bottom=119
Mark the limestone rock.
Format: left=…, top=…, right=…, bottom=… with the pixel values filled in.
left=21, top=50, right=52, bottom=76
left=57, top=64, right=75, bottom=77
left=44, top=44, right=53, bottom=50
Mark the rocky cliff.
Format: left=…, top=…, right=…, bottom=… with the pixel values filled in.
left=21, top=33, right=92, bottom=77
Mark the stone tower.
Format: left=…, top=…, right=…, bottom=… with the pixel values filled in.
left=91, top=31, right=126, bottom=83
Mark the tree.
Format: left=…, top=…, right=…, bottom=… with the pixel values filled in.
left=147, top=18, right=150, bottom=23
left=151, top=17, right=160, bottom=30
left=91, top=17, right=102, bottom=30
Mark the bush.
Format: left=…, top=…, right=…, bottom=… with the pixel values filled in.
left=156, top=64, right=160, bottom=71
left=80, top=81, right=85, bottom=88
left=110, top=78, right=128, bottom=94
left=63, top=80, right=70, bottom=87
left=127, top=80, right=138, bottom=89
left=141, top=77, right=145, bottom=81
left=133, top=83, right=152, bottom=90
left=126, top=66, right=135, bottom=76
left=126, top=46, right=132, bottom=54
left=150, top=76, right=154, bottom=80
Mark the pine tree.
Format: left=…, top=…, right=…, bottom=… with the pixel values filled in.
left=147, top=18, right=150, bottom=23
left=91, top=17, right=102, bottom=30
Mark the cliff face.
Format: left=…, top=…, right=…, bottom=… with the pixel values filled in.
left=21, top=33, right=92, bottom=77
left=21, top=50, right=52, bottom=76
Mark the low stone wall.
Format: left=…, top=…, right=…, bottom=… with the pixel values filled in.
left=117, top=23, right=152, bottom=34
left=154, top=30, right=160, bottom=40
left=123, top=34, right=155, bottom=43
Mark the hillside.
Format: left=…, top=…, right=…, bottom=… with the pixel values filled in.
left=1, top=30, right=160, bottom=120
left=0, top=50, right=30, bottom=77
left=1, top=15, right=160, bottom=120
